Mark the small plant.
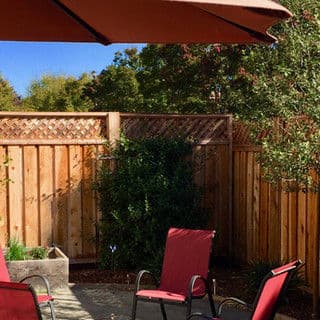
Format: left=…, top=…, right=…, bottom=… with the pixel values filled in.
left=29, top=247, right=48, bottom=260
left=109, top=244, right=117, bottom=271
left=5, top=238, right=48, bottom=261
left=5, top=238, right=28, bottom=261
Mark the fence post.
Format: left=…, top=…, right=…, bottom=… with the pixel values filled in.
left=107, top=112, right=121, bottom=146
left=106, top=112, right=120, bottom=171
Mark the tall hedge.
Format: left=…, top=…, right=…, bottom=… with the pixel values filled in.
left=95, top=135, right=207, bottom=271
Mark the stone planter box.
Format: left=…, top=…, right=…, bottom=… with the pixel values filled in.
left=5, top=246, right=69, bottom=291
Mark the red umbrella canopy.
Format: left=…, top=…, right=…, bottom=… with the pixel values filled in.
left=1, top=0, right=292, bottom=44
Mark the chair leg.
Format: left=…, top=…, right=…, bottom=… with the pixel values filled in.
left=186, top=299, right=192, bottom=319
left=131, top=295, right=138, bottom=320
left=160, top=301, right=168, bottom=320
left=48, top=301, right=56, bottom=320
left=208, top=290, right=217, bottom=317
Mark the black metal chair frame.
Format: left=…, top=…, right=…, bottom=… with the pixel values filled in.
left=20, top=274, right=56, bottom=320
left=132, top=270, right=216, bottom=320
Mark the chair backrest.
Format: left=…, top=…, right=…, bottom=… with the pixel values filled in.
left=0, top=281, right=42, bottom=319
left=0, top=248, right=10, bottom=282
left=159, top=227, right=214, bottom=297
left=251, top=260, right=302, bottom=320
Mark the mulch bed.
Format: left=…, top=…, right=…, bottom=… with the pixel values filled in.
left=69, top=264, right=312, bottom=320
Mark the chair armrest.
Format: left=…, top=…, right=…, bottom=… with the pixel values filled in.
left=217, top=297, right=252, bottom=315
left=134, top=270, right=158, bottom=293
left=188, top=275, right=217, bottom=317
left=19, top=275, right=52, bottom=296
left=188, top=275, right=208, bottom=298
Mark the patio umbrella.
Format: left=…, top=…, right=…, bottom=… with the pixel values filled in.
left=1, top=0, right=291, bottom=45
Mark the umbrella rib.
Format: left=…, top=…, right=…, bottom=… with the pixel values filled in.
left=191, top=4, right=277, bottom=43
left=50, top=0, right=111, bottom=45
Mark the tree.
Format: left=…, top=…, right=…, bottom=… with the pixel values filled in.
left=23, top=74, right=94, bottom=111
left=84, top=65, right=143, bottom=112
left=84, top=48, right=144, bottom=112
left=0, top=74, right=20, bottom=111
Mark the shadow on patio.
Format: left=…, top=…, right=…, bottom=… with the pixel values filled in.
left=41, top=283, right=268, bottom=320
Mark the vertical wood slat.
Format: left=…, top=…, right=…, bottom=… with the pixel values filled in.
left=297, top=191, right=307, bottom=264
left=7, top=146, right=23, bottom=242
left=68, top=145, right=83, bottom=258
left=53, top=146, right=69, bottom=253
left=82, top=146, right=97, bottom=258
left=280, top=187, right=289, bottom=261
left=39, top=146, right=54, bottom=247
left=259, top=178, right=269, bottom=260
left=268, top=185, right=280, bottom=261
left=0, top=146, right=8, bottom=246
left=233, top=151, right=240, bottom=261
left=239, top=151, right=247, bottom=262
left=288, top=192, right=297, bottom=259
left=23, top=146, right=39, bottom=247
left=246, top=152, right=253, bottom=261
left=252, top=153, right=260, bottom=260
left=220, top=145, right=230, bottom=256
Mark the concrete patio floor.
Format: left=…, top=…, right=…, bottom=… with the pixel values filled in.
left=41, top=283, right=295, bottom=320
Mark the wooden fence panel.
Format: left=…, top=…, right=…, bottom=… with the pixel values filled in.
left=203, top=144, right=230, bottom=255
left=232, top=144, right=317, bottom=288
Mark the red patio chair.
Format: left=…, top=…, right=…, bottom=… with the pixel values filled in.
left=0, top=281, right=43, bottom=319
left=131, top=227, right=216, bottom=320
left=187, top=260, right=302, bottom=320
left=0, top=248, right=55, bottom=320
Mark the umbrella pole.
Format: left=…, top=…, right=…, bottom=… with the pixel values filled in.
left=312, top=191, right=320, bottom=319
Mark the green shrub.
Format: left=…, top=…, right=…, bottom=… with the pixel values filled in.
left=5, top=238, right=29, bottom=261
left=29, top=247, right=48, bottom=260
left=95, top=135, right=208, bottom=272
left=242, top=259, right=304, bottom=295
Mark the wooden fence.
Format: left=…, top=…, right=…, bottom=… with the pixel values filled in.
left=0, top=112, right=232, bottom=262
left=232, top=122, right=317, bottom=287
left=0, top=112, right=317, bottom=288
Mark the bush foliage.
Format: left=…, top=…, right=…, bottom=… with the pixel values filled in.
left=5, top=238, right=48, bottom=261
left=95, top=135, right=207, bottom=271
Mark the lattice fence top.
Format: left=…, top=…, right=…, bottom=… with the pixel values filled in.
left=233, top=121, right=251, bottom=146
left=0, top=112, right=232, bottom=146
left=0, top=112, right=107, bottom=145
left=121, top=114, right=232, bottom=144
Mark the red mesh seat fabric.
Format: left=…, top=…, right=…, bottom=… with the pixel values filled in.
left=159, top=228, right=213, bottom=297
left=37, top=294, right=54, bottom=304
left=0, top=281, right=42, bottom=320
left=0, top=248, right=56, bottom=319
left=251, top=260, right=301, bottom=320
left=0, top=248, right=10, bottom=282
left=131, top=227, right=216, bottom=320
left=137, top=289, right=187, bottom=302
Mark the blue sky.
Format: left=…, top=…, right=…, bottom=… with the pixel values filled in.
left=0, top=42, right=144, bottom=97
